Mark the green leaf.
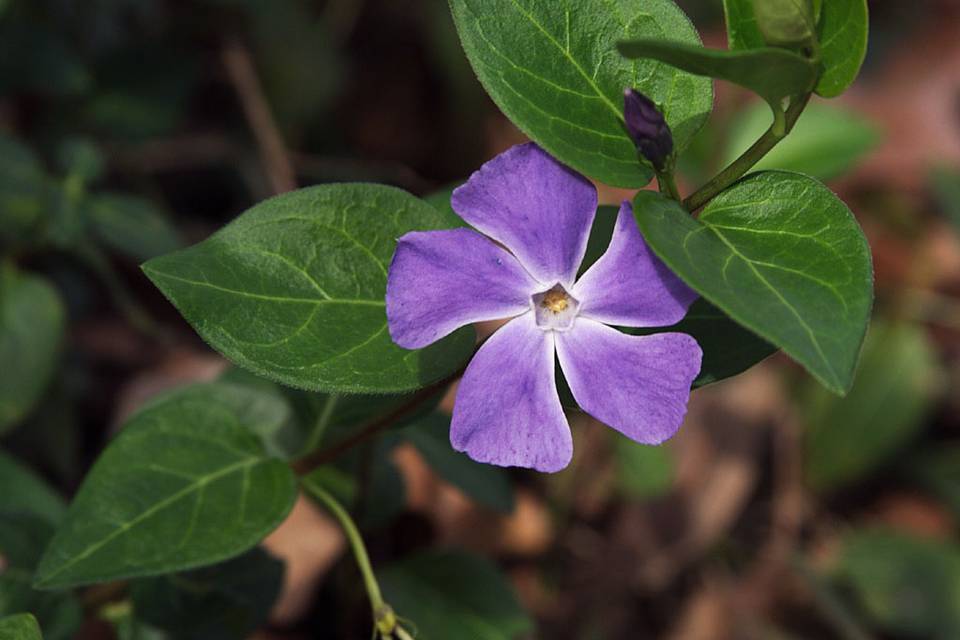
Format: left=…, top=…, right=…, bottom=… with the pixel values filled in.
left=0, top=572, right=81, bottom=640
left=404, top=413, right=515, bottom=513
left=380, top=550, right=532, bottom=640
left=586, top=207, right=777, bottom=387
left=0, top=451, right=66, bottom=526
left=836, top=530, right=960, bottom=638
left=84, top=193, right=182, bottom=262
left=752, top=0, right=816, bottom=47
left=634, top=171, right=873, bottom=394
left=33, top=383, right=298, bottom=589
left=0, top=268, right=66, bottom=435
left=131, top=547, right=284, bottom=640
left=722, top=0, right=766, bottom=50
left=804, top=322, right=938, bottom=491
left=449, top=0, right=712, bottom=188
left=723, top=101, right=880, bottom=180
left=0, top=614, right=42, bottom=640
left=617, top=39, right=817, bottom=108
left=815, top=0, right=868, bottom=98
left=56, top=138, right=105, bottom=184
left=612, top=436, right=673, bottom=498
left=143, top=184, right=474, bottom=394
left=657, top=299, right=777, bottom=388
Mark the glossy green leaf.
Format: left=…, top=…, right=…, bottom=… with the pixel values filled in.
left=836, top=530, right=960, bottom=638
left=722, top=0, right=766, bottom=50
left=0, top=451, right=65, bottom=526
left=634, top=171, right=873, bottom=394
left=618, top=39, right=817, bottom=107
left=84, top=193, right=181, bottom=261
left=143, top=184, right=474, bottom=394
left=404, top=413, right=515, bottom=513
left=380, top=550, right=532, bottom=640
left=449, top=0, right=712, bottom=188
left=131, top=547, right=284, bottom=640
left=613, top=436, right=673, bottom=498
left=0, top=614, right=42, bottom=640
left=815, top=0, right=868, bottom=98
left=723, top=101, right=880, bottom=180
left=0, top=268, right=66, bottom=435
left=804, top=322, right=937, bottom=491
left=33, top=383, right=298, bottom=589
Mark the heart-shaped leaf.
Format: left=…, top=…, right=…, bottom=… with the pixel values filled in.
left=143, top=184, right=474, bottom=394
left=617, top=39, right=817, bottom=107
left=34, top=383, right=297, bottom=589
left=634, top=171, right=873, bottom=394
left=449, top=0, right=712, bottom=188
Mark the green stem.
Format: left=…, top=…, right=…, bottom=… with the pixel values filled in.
left=683, top=93, right=812, bottom=212
left=303, top=479, right=396, bottom=635
left=657, top=170, right=681, bottom=202
left=300, top=394, right=339, bottom=454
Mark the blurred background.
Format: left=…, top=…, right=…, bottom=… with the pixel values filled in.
left=1, top=0, right=960, bottom=638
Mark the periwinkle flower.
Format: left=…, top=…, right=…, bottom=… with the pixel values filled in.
left=623, top=88, right=673, bottom=172
left=386, top=143, right=702, bottom=472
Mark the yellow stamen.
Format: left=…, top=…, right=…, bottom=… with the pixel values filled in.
left=542, top=290, right=569, bottom=313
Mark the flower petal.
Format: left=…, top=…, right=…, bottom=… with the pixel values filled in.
left=574, top=202, right=697, bottom=328
left=451, top=313, right=572, bottom=472
left=556, top=318, right=702, bottom=444
left=386, top=228, right=539, bottom=349
left=451, top=143, right=597, bottom=286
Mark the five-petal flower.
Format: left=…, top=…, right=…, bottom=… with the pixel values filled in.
left=386, top=143, right=703, bottom=472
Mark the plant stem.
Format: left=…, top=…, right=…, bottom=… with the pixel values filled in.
left=683, top=93, right=811, bottom=212
left=300, top=393, right=339, bottom=455
left=657, top=170, right=681, bottom=202
left=793, top=556, right=876, bottom=640
left=303, top=479, right=398, bottom=637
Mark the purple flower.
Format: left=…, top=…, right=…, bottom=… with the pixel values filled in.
left=386, top=143, right=702, bottom=472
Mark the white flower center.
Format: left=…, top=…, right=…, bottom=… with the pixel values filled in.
left=531, top=284, right=579, bottom=331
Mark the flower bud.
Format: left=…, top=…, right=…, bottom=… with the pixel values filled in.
left=752, top=0, right=815, bottom=47
left=623, top=88, right=673, bottom=172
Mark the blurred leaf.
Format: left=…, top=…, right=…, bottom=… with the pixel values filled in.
left=0, top=512, right=55, bottom=570
left=618, top=39, right=817, bottom=108
left=0, top=135, right=51, bottom=242
left=803, top=322, right=938, bottom=492
left=815, top=0, right=869, bottom=98
left=380, top=550, right=532, bottom=640
left=0, top=614, right=42, bottom=640
left=635, top=172, right=873, bottom=394
left=131, top=547, right=284, bottom=640
left=908, top=445, right=960, bottom=519
left=404, top=413, right=515, bottom=513
left=723, top=102, right=880, bottom=180
left=613, top=437, right=674, bottom=498
left=836, top=529, right=960, bottom=638
left=930, top=166, right=960, bottom=233
left=56, top=138, right=105, bottom=184
left=0, top=450, right=66, bottom=526
left=0, top=571, right=81, bottom=640
left=0, top=23, right=89, bottom=96
left=722, top=0, right=766, bottom=50
left=143, top=184, right=474, bottom=393
left=83, top=193, right=182, bottom=261
left=0, top=268, right=66, bottom=435
left=34, top=383, right=298, bottom=589
left=450, top=0, right=712, bottom=188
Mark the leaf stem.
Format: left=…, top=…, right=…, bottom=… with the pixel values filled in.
left=300, top=393, right=339, bottom=455
left=657, top=170, right=681, bottom=202
left=683, top=93, right=811, bottom=212
left=303, top=479, right=404, bottom=638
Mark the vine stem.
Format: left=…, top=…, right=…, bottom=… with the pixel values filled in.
left=657, top=170, right=682, bottom=202
left=303, top=479, right=412, bottom=638
left=683, top=93, right=812, bottom=213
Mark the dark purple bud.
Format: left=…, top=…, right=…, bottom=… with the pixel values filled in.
left=623, top=88, right=673, bottom=172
